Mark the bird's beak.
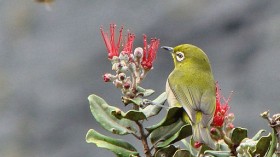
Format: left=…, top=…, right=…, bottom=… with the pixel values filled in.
left=161, top=46, right=174, bottom=52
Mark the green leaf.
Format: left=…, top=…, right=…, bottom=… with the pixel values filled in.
left=136, top=86, right=154, bottom=97
left=217, top=140, right=230, bottom=151
left=129, top=97, right=143, bottom=106
left=231, top=127, right=248, bottom=145
left=173, top=149, right=193, bottom=157
left=236, top=132, right=272, bottom=157
left=204, top=150, right=231, bottom=157
left=272, top=154, right=278, bottom=157
left=198, top=144, right=212, bottom=156
left=181, top=139, right=198, bottom=156
left=143, top=89, right=155, bottom=97
left=122, top=96, right=142, bottom=106
left=86, top=129, right=139, bottom=157
left=252, top=129, right=265, bottom=141
left=155, top=145, right=177, bottom=157
left=236, top=138, right=256, bottom=156
left=150, top=119, right=185, bottom=145
left=88, top=94, right=136, bottom=135
left=266, top=130, right=277, bottom=157
left=140, top=92, right=167, bottom=118
left=253, top=133, right=272, bottom=157
left=146, top=106, right=184, bottom=132
left=157, top=124, right=192, bottom=148
left=112, top=109, right=147, bottom=121
left=111, top=92, right=167, bottom=121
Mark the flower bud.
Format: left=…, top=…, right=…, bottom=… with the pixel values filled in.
left=210, top=127, right=217, bottom=134
left=113, top=80, right=122, bottom=88
left=118, top=61, right=128, bottom=73
left=112, top=63, right=119, bottom=71
left=114, top=108, right=122, bottom=115
left=110, top=56, right=119, bottom=65
left=134, top=47, right=143, bottom=59
left=119, top=52, right=130, bottom=62
left=103, top=73, right=113, bottom=82
left=118, top=73, right=126, bottom=81
left=123, top=82, right=131, bottom=89
left=227, top=113, right=234, bottom=119
left=226, top=113, right=235, bottom=123
left=119, top=66, right=128, bottom=73
left=227, top=123, right=234, bottom=130
left=194, top=141, right=202, bottom=148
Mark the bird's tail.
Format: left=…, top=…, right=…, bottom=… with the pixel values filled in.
left=192, top=123, right=215, bottom=149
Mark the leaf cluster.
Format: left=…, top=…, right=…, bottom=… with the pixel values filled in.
left=86, top=92, right=278, bottom=157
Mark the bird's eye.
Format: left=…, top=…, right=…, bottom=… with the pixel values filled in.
left=176, top=52, right=185, bottom=62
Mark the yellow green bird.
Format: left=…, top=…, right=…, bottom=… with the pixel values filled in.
left=162, top=44, right=216, bottom=149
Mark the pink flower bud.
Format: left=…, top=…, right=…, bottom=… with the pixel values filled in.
left=194, top=141, right=202, bottom=148
left=123, top=82, right=130, bottom=89
left=210, top=128, right=217, bottom=134
left=227, top=113, right=235, bottom=120
left=103, top=73, right=112, bottom=82
left=227, top=123, right=234, bottom=129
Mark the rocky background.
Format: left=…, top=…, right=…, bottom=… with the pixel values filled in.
left=0, top=0, right=279, bottom=156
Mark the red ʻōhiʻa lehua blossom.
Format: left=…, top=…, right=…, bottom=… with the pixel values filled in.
left=212, top=83, right=231, bottom=127
left=141, top=34, right=160, bottom=70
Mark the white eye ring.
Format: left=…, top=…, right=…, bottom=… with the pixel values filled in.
left=176, top=52, right=185, bottom=62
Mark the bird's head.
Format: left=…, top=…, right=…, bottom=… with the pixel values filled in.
left=162, top=44, right=211, bottom=71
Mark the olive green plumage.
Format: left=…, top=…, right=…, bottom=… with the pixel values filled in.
left=164, top=44, right=216, bottom=148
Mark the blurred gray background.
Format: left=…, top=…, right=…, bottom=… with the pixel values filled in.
left=0, top=0, right=280, bottom=156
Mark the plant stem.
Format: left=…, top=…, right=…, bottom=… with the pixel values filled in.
left=135, top=121, right=152, bottom=157
left=272, top=124, right=280, bottom=156
left=261, top=111, right=280, bottom=156
left=217, top=127, right=236, bottom=155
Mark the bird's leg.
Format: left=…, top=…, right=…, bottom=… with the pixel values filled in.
left=140, top=99, right=168, bottom=109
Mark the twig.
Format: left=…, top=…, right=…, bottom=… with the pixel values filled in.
left=135, top=121, right=152, bottom=157
left=217, top=127, right=236, bottom=156
left=132, top=132, right=141, bottom=140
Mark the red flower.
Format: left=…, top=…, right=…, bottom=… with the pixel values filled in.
left=122, top=32, right=135, bottom=55
left=141, top=35, right=160, bottom=70
left=212, top=83, right=231, bottom=127
left=100, top=24, right=136, bottom=59
left=100, top=24, right=123, bottom=59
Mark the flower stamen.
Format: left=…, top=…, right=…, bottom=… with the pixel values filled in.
left=141, top=35, right=160, bottom=70
left=100, top=24, right=124, bottom=59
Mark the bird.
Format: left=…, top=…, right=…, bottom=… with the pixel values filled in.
left=162, top=44, right=216, bottom=149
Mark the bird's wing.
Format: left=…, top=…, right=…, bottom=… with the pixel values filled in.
left=167, top=79, right=215, bottom=126
left=165, top=80, right=180, bottom=107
